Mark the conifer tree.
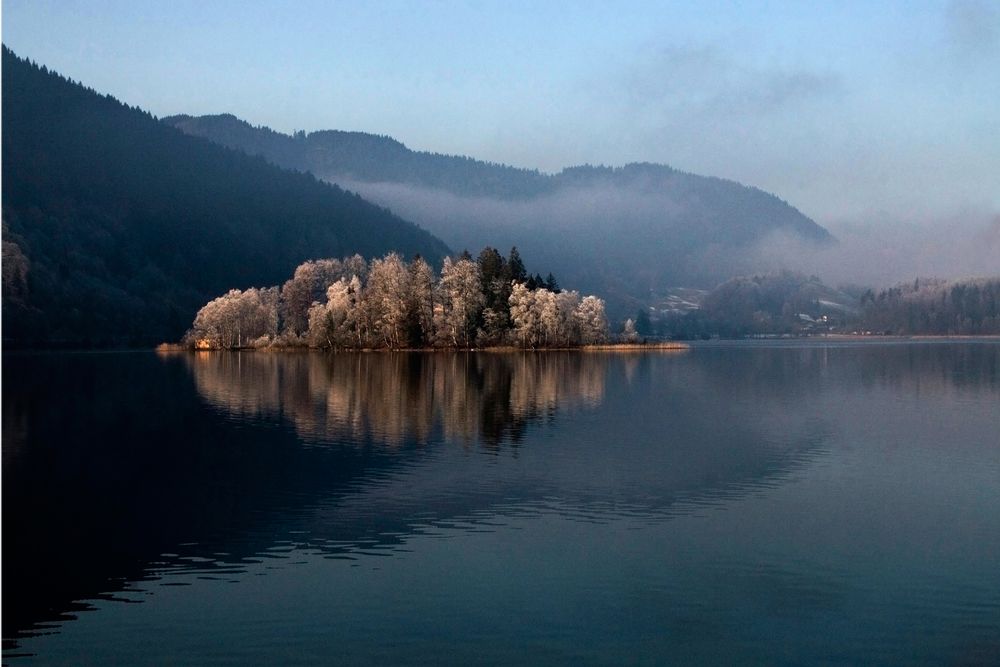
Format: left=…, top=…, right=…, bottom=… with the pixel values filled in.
left=507, top=247, right=527, bottom=284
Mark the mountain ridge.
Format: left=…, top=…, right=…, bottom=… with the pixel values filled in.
left=165, top=112, right=830, bottom=241
left=164, top=113, right=552, bottom=199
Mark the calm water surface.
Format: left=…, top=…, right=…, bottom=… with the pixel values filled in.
left=3, top=343, right=999, bottom=665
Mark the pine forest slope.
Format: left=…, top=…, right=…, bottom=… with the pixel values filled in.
left=1, top=48, right=450, bottom=346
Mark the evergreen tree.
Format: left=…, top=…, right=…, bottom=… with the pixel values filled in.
left=635, top=308, right=653, bottom=336
left=546, top=273, right=560, bottom=293
left=507, top=247, right=527, bottom=284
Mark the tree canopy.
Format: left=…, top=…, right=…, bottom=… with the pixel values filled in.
left=185, top=248, right=607, bottom=349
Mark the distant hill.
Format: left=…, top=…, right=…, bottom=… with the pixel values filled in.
left=165, top=113, right=833, bottom=315
left=1, top=48, right=449, bottom=347
left=652, top=273, right=1000, bottom=338
left=661, top=272, right=861, bottom=338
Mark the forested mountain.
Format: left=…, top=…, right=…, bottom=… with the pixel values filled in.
left=1, top=48, right=449, bottom=347
left=165, top=113, right=833, bottom=315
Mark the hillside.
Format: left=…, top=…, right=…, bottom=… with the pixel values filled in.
left=658, top=272, right=860, bottom=338
left=164, top=114, right=834, bottom=315
left=1, top=48, right=450, bottom=347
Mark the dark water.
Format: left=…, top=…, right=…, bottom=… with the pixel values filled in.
left=3, top=343, right=999, bottom=665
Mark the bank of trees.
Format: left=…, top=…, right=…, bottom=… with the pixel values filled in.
left=185, top=247, right=608, bottom=349
left=859, top=278, right=1000, bottom=335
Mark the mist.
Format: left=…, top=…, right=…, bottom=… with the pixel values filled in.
left=338, top=176, right=999, bottom=311
left=749, top=208, right=1000, bottom=289
left=330, top=175, right=823, bottom=316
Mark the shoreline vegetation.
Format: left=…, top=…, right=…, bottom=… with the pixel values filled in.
left=156, top=341, right=692, bottom=353
left=180, top=247, right=618, bottom=351
left=171, top=248, right=1000, bottom=353
left=155, top=336, right=1000, bottom=354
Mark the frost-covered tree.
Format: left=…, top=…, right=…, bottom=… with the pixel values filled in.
left=536, top=288, right=560, bottom=346
left=509, top=286, right=586, bottom=347
left=307, top=277, right=360, bottom=348
left=406, top=256, right=436, bottom=346
left=366, top=253, right=410, bottom=348
left=341, top=254, right=369, bottom=283
left=622, top=318, right=639, bottom=343
left=188, top=248, right=609, bottom=349
left=436, top=256, right=484, bottom=347
left=553, top=290, right=581, bottom=345
left=188, top=287, right=278, bottom=348
left=280, top=259, right=345, bottom=335
left=509, top=282, right=542, bottom=347
left=575, top=295, right=608, bottom=344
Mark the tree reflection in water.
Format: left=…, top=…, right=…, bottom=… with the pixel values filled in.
left=185, top=351, right=609, bottom=449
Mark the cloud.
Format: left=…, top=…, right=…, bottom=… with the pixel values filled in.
left=622, top=44, right=842, bottom=119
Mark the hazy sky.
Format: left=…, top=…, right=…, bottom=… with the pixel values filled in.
left=3, top=0, right=998, bottom=227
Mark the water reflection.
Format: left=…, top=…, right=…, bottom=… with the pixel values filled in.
left=186, top=351, right=607, bottom=448
left=4, top=343, right=998, bottom=663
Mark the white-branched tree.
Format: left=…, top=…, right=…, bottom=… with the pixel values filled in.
left=435, top=256, right=485, bottom=348
left=575, top=295, right=609, bottom=344
left=188, top=287, right=279, bottom=348
left=307, top=276, right=362, bottom=349
left=366, top=253, right=410, bottom=349
left=280, top=256, right=367, bottom=336
left=406, top=256, right=436, bottom=346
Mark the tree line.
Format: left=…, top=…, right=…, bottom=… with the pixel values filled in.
left=643, top=273, right=1000, bottom=339
left=184, top=247, right=609, bottom=349
left=859, top=278, right=1000, bottom=335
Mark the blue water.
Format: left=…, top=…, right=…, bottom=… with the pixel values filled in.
left=3, top=343, right=999, bottom=665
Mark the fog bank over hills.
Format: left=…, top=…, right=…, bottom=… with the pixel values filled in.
left=165, top=114, right=833, bottom=315
left=166, top=114, right=999, bottom=313
left=746, top=209, right=1000, bottom=288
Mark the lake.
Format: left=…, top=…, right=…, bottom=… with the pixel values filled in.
left=3, top=342, right=999, bottom=665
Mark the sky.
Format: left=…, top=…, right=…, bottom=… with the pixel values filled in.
left=3, top=0, right=999, bottom=231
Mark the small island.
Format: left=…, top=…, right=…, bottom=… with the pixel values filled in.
left=176, top=246, right=687, bottom=352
